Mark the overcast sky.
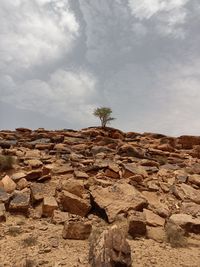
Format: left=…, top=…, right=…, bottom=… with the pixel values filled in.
left=1, top=0, right=200, bottom=136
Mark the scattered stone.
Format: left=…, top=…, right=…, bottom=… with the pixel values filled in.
left=42, top=197, right=58, bottom=217
left=9, top=190, right=31, bottom=214
left=59, top=190, right=91, bottom=217
left=1, top=175, right=16, bottom=193
left=128, top=212, right=147, bottom=238
left=62, top=221, right=92, bottom=240
left=0, top=203, right=6, bottom=222
left=143, top=209, right=165, bottom=227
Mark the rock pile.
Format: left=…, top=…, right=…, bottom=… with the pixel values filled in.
left=0, top=126, right=200, bottom=247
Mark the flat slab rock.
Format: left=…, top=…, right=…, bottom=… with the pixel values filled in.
left=90, top=182, right=148, bottom=222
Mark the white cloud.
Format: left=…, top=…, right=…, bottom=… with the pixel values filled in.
left=0, top=0, right=79, bottom=73
left=1, top=69, right=97, bottom=126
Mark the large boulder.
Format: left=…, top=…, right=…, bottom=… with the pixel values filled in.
left=90, top=182, right=148, bottom=222
left=89, top=225, right=132, bottom=267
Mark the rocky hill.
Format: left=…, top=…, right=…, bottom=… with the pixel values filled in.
left=0, top=127, right=199, bottom=267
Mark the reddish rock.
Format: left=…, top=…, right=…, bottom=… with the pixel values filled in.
left=9, top=190, right=30, bottom=214
left=143, top=209, right=165, bottom=227
left=89, top=225, right=132, bottom=267
left=59, top=190, right=91, bottom=217
left=1, top=175, right=16, bottom=193
left=90, top=183, right=148, bottom=222
left=42, top=197, right=58, bottom=217
left=62, top=221, right=92, bottom=240
left=128, top=212, right=147, bottom=238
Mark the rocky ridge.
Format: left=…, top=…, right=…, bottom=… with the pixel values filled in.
left=0, top=127, right=200, bottom=266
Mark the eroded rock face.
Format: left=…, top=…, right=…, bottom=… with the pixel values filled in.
left=89, top=225, right=132, bottom=267
left=90, top=183, right=148, bottom=222
left=62, top=221, right=92, bottom=240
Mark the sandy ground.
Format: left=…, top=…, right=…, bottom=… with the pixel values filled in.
left=0, top=215, right=199, bottom=267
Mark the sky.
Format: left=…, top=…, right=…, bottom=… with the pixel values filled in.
left=1, top=0, right=200, bottom=136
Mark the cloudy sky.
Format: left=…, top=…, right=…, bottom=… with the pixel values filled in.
left=1, top=0, right=200, bottom=136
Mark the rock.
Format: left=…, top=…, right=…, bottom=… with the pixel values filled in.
left=188, top=174, right=200, bottom=187
left=146, top=226, right=165, bottom=243
left=141, top=191, right=170, bottom=218
left=173, top=184, right=200, bottom=204
left=118, top=144, right=145, bottom=158
left=52, top=164, right=73, bottom=175
left=62, top=221, right=92, bottom=240
left=143, top=209, right=165, bottom=227
left=89, top=225, right=132, bottom=267
left=0, top=188, right=10, bottom=205
left=9, top=190, right=30, bottom=214
left=105, top=163, right=120, bottom=179
left=59, top=179, right=86, bottom=198
left=30, top=183, right=45, bottom=203
left=128, top=212, right=147, bottom=238
left=17, top=178, right=29, bottom=190
left=122, top=163, right=148, bottom=178
left=74, top=170, right=89, bottom=179
left=1, top=175, right=16, bottom=193
left=169, top=213, right=200, bottom=234
left=180, top=202, right=200, bottom=217
left=90, top=183, right=148, bottom=222
left=25, top=170, right=43, bottom=181
left=42, top=197, right=58, bottom=217
left=52, top=210, right=69, bottom=224
left=24, top=159, right=43, bottom=168
left=0, top=203, right=6, bottom=222
left=178, top=135, right=200, bottom=149
left=59, top=190, right=91, bottom=217
left=12, top=172, right=26, bottom=183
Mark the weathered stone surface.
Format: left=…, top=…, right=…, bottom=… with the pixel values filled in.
left=0, top=203, right=6, bottom=222
left=52, top=164, right=73, bottom=175
left=24, top=159, right=43, bottom=168
left=188, top=174, right=200, bottom=187
left=62, top=221, right=92, bottom=240
left=143, top=209, right=165, bottom=227
left=30, top=183, right=45, bottom=203
left=128, top=212, right=147, bottom=238
left=74, top=170, right=89, bottom=179
left=25, top=170, right=43, bottom=181
left=17, top=178, right=28, bottom=190
left=42, top=196, right=58, bottom=217
left=123, top=163, right=148, bottom=179
left=89, top=225, right=132, bottom=267
left=0, top=188, right=10, bottom=204
left=12, top=172, right=26, bottom=183
left=9, top=190, right=30, bottom=214
left=146, top=226, right=165, bottom=243
left=59, top=190, right=91, bottom=217
left=90, top=183, right=148, bottom=222
left=1, top=175, right=16, bottom=193
left=173, top=184, right=200, bottom=204
left=118, top=144, right=145, bottom=158
left=141, top=191, right=170, bottom=218
left=180, top=202, right=200, bottom=217
left=59, top=179, right=86, bottom=198
left=52, top=210, right=69, bottom=224
left=178, top=135, right=200, bottom=149
left=169, top=213, right=200, bottom=234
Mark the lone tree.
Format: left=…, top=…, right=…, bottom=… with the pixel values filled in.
left=93, top=107, right=115, bottom=128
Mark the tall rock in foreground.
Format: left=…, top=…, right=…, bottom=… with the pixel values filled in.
left=89, top=225, right=132, bottom=267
